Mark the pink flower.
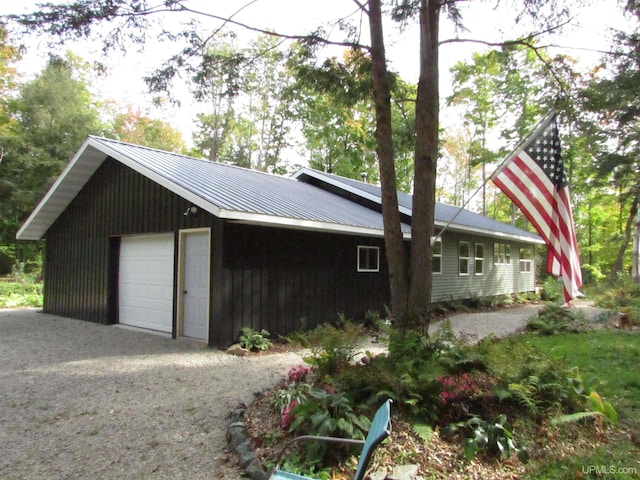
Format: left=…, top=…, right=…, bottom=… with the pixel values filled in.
left=281, top=400, right=298, bottom=430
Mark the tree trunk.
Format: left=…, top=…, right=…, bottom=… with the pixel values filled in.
left=367, top=0, right=409, bottom=320
left=407, top=0, right=440, bottom=334
left=610, top=191, right=638, bottom=284
left=633, top=204, right=640, bottom=282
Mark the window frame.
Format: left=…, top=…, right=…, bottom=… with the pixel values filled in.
left=519, top=247, right=532, bottom=273
left=432, top=238, right=442, bottom=274
left=475, top=243, right=484, bottom=275
left=493, top=242, right=512, bottom=265
left=459, top=241, right=471, bottom=276
left=357, top=245, right=380, bottom=273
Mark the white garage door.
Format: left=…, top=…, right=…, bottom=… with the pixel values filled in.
left=119, top=234, right=175, bottom=333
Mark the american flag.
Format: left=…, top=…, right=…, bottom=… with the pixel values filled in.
left=491, top=113, right=582, bottom=304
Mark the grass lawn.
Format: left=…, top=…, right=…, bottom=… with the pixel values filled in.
left=501, top=330, right=640, bottom=479
left=0, top=281, right=43, bottom=308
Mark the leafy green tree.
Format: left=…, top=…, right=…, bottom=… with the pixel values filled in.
left=110, top=106, right=186, bottom=152
left=0, top=53, right=104, bottom=271
left=0, top=24, right=21, bottom=274
left=580, top=2, right=640, bottom=281
left=190, top=36, right=244, bottom=162
left=6, top=0, right=582, bottom=330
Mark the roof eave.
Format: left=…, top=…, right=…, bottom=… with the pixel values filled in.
left=220, top=209, right=412, bottom=239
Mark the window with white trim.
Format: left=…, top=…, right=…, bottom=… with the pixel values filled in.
left=519, top=248, right=532, bottom=273
left=357, top=246, right=380, bottom=272
left=475, top=243, right=484, bottom=275
left=493, top=242, right=511, bottom=265
left=432, top=238, right=442, bottom=274
left=459, top=241, right=470, bottom=276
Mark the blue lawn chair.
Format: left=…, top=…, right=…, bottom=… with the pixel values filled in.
left=269, top=399, right=392, bottom=480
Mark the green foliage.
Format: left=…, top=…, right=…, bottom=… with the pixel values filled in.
left=0, top=281, right=43, bottom=308
left=581, top=263, right=605, bottom=286
left=551, top=390, right=618, bottom=428
left=271, top=365, right=314, bottom=418
left=1, top=53, right=104, bottom=271
left=303, top=321, right=362, bottom=377
left=288, top=389, right=370, bottom=465
left=540, top=276, right=563, bottom=302
left=363, top=309, right=383, bottom=330
left=526, top=303, right=580, bottom=335
left=443, top=414, right=529, bottom=463
left=238, top=327, right=273, bottom=351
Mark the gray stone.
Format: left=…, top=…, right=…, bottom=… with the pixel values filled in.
left=245, top=460, right=268, bottom=480
left=368, top=469, right=389, bottom=480
left=388, top=464, right=420, bottom=480
left=227, top=344, right=249, bottom=356
left=236, top=440, right=257, bottom=468
left=230, top=406, right=245, bottom=423
left=227, top=423, right=248, bottom=450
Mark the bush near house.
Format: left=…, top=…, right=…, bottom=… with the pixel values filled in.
left=245, top=296, right=639, bottom=479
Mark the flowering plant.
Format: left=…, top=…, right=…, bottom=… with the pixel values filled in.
left=287, top=365, right=312, bottom=384
left=438, top=373, right=483, bottom=405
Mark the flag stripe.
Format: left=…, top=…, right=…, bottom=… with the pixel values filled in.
left=491, top=114, right=582, bottom=303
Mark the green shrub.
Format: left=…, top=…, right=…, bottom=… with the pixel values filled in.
left=303, top=321, right=362, bottom=377
left=287, top=389, right=370, bottom=466
left=581, top=263, right=605, bottom=286
left=238, top=327, right=273, bottom=351
left=526, top=303, right=583, bottom=335
left=443, top=414, right=529, bottom=463
left=0, top=281, right=43, bottom=308
left=540, top=276, right=563, bottom=302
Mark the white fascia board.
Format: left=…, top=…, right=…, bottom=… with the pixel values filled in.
left=16, top=137, right=223, bottom=240
left=220, top=208, right=412, bottom=239
left=434, top=221, right=545, bottom=245
left=17, top=137, right=102, bottom=240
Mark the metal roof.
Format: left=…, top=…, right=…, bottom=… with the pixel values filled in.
left=17, top=136, right=542, bottom=244
left=17, top=136, right=411, bottom=240
left=293, top=168, right=544, bottom=244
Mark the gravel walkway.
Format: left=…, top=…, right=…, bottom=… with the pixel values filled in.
left=0, top=301, right=605, bottom=479
left=0, top=309, right=307, bottom=479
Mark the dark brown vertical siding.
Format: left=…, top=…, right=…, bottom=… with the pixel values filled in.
left=44, top=157, right=391, bottom=348
left=44, top=158, right=218, bottom=325
left=220, top=224, right=389, bottom=344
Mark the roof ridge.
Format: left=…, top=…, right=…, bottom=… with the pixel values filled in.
left=88, top=135, right=298, bottom=183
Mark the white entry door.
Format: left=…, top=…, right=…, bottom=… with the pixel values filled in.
left=119, top=234, right=174, bottom=333
left=181, top=230, right=210, bottom=340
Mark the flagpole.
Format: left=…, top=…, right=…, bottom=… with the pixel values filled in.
left=431, top=179, right=487, bottom=245
left=431, top=109, right=558, bottom=246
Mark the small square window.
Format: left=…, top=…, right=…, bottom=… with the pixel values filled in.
left=357, top=246, right=379, bottom=272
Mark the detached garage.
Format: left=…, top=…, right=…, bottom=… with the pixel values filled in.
left=16, top=136, right=542, bottom=348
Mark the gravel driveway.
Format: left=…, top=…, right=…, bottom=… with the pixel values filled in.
left=0, top=309, right=307, bottom=479
left=1, top=301, right=604, bottom=479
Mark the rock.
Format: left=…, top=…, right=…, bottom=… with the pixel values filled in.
left=236, top=440, right=257, bottom=468
left=368, top=469, right=389, bottom=480
left=245, top=460, right=268, bottom=480
left=227, top=344, right=249, bottom=356
left=227, top=422, right=248, bottom=450
left=388, top=464, right=420, bottom=480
